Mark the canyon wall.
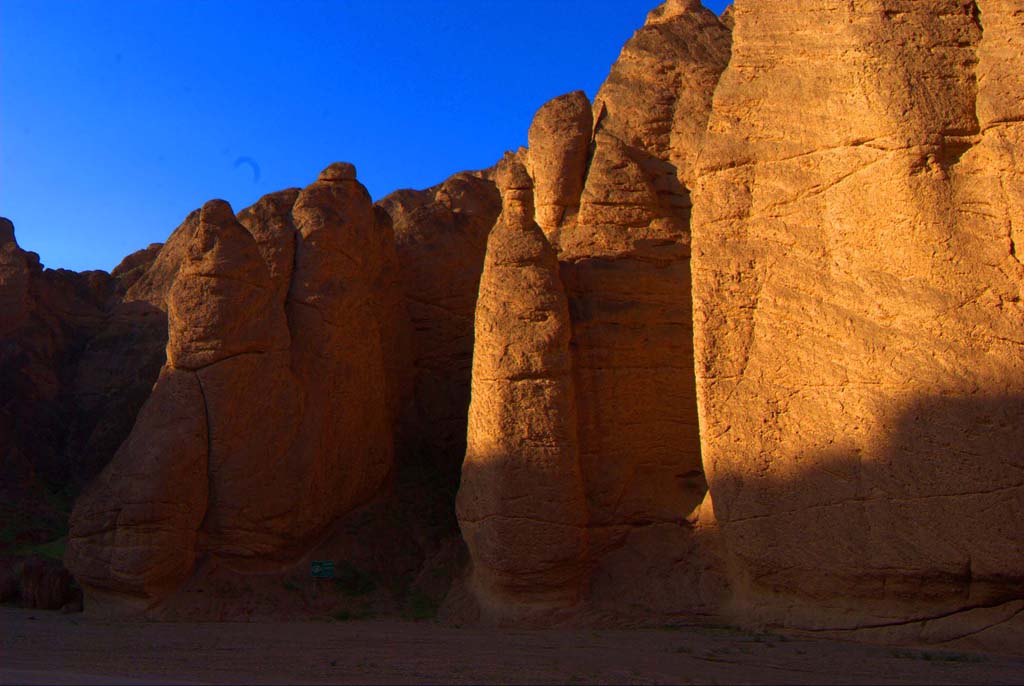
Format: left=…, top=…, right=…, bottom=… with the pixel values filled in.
left=692, top=0, right=1024, bottom=641
left=1, top=0, right=1021, bottom=650
left=66, top=167, right=407, bottom=609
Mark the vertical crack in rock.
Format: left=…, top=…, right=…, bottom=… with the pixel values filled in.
left=377, top=171, right=501, bottom=492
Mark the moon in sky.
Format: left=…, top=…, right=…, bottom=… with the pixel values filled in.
left=233, top=156, right=261, bottom=183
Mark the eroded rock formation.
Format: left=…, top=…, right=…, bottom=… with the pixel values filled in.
left=2, top=0, right=1021, bottom=652
left=67, top=166, right=406, bottom=609
left=457, top=159, right=590, bottom=616
left=692, top=0, right=1024, bottom=638
left=378, top=172, right=501, bottom=482
left=526, top=91, right=593, bottom=241
left=555, top=0, right=731, bottom=534
left=447, top=0, right=734, bottom=621
left=1, top=219, right=166, bottom=530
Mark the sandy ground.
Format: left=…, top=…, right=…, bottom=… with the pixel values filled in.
left=3, top=607, right=1024, bottom=685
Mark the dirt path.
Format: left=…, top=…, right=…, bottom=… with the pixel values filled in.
left=3, top=607, right=1023, bottom=685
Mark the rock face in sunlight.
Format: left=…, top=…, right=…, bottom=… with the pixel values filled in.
left=562, top=0, right=731, bottom=542
left=456, top=159, right=590, bottom=617
left=692, top=0, right=1024, bottom=639
left=5, top=0, right=1023, bottom=653
left=450, top=0, right=735, bottom=622
left=526, top=91, right=593, bottom=242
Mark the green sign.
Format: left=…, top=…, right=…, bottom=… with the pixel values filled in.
left=311, top=560, right=335, bottom=579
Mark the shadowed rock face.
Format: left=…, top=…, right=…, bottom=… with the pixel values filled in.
left=456, top=158, right=590, bottom=616
left=286, top=166, right=401, bottom=534
left=544, top=0, right=732, bottom=536
left=692, top=0, right=1024, bottom=632
left=1, top=218, right=32, bottom=337
left=378, top=173, right=501, bottom=486
left=67, top=167, right=407, bottom=609
left=0, top=219, right=167, bottom=527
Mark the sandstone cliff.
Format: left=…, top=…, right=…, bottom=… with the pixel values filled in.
left=1, top=219, right=166, bottom=554
left=1, top=0, right=1021, bottom=654
left=692, top=0, right=1024, bottom=643
left=450, top=2, right=733, bottom=622
left=378, top=172, right=501, bottom=484
left=457, top=158, right=590, bottom=618
left=67, top=166, right=406, bottom=609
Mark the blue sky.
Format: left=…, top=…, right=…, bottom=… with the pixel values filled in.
left=1, top=1, right=730, bottom=272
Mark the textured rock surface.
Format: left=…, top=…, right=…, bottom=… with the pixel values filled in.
left=556, top=1, right=731, bottom=534
left=67, top=166, right=405, bottom=609
left=591, top=0, right=732, bottom=208
left=444, top=1, right=733, bottom=622
left=236, top=188, right=301, bottom=307
left=457, top=159, right=590, bottom=614
left=6, top=0, right=1023, bottom=649
left=170, top=200, right=302, bottom=560
left=0, top=220, right=166, bottom=512
left=66, top=366, right=209, bottom=605
left=526, top=91, right=593, bottom=241
left=378, top=172, right=501, bottom=482
left=286, top=165, right=398, bottom=529
left=0, top=218, right=31, bottom=337
left=692, top=0, right=1024, bottom=632
left=124, top=210, right=200, bottom=308
left=110, top=243, right=162, bottom=293
left=17, top=555, right=76, bottom=610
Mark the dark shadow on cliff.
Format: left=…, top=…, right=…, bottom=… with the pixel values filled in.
left=1, top=264, right=166, bottom=567
left=706, top=391, right=1024, bottom=647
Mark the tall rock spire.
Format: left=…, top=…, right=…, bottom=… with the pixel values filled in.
left=456, top=157, right=590, bottom=616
